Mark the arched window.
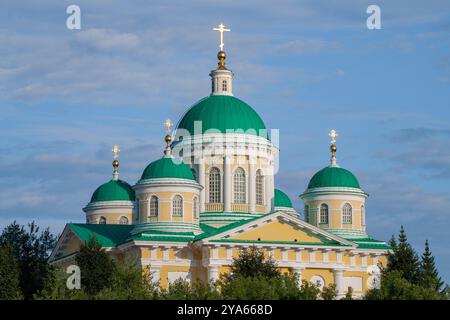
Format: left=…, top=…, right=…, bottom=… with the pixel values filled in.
left=233, top=167, right=246, bottom=204
left=150, top=196, right=158, bottom=217
left=193, top=197, right=198, bottom=219
left=256, top=169, right=264, bottom=205
left=209, top=167, right=221, bottom=203
left=119, top=216, right=128, bottom=225
left=304, top=205, right=309, bottom=223
left=319, top=204, right=329, bottom=224
left=99, top=216, right=106, bottom=224
left=222, top=80, right=227, bottom=91
left=343, top=203, right=352, bottom=224
left=172, top=195, right=183, bottom=217
left=361, top=205, right=365, bottom=226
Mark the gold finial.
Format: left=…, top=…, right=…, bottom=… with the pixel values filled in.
left=217, top=50, right=227, bottom=70
left=329, top=130, right=338, bottom=166
left=164, top=119, right=173, bottom=156
left=112, top=145, right=120, bottom=180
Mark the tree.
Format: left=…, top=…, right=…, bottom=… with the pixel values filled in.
left=0, top=245, right=22, bottom=300
left=386, top=226, right=420, bottom=284
left=364, top=270, right=445, bottom=300
left=96, top=263, right=159, bottom=300
left=419, top=240, right=443, bottom=292
left=227, top=246, right=280, bottom=280
left=321, top=283, right=337, bottom=300
left=75, top=236, right=115, bottom=297
left=0, top=221, right=57, bottom=299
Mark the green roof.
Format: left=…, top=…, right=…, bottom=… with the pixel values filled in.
left=176, top=95, right=266, bottom=136
left=274, top=189, right=293, bottom=208
left=68, top=223, right=134, bottom=247
left=345, top=237, right=391, bottom=250
left=307, top=166, right=361, bottom=189
left=140, top=157, right=195, bottom=180
left=90, top=179, right=135, bottom=203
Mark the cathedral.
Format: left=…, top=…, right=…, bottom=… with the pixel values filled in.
left=49, top=24, right=390, bottom=298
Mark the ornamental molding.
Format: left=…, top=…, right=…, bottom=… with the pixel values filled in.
left=83, top=200, right=135, bottom=212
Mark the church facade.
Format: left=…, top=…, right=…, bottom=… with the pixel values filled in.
left=49, top=25, right=389, bottom=298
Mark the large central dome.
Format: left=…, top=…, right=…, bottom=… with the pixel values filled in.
left=176, top=95, right=266, bottom=136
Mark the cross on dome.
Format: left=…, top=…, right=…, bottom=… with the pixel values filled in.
left=328, top=130, right=339, bottom=167
left=112, top=144, right=120, bottom=180
left=329, top=129, right=338, bottom=145
left=112, top=145, right=120, bottom=159
left=213, top=23, right=230, bottom=51
left=164, top=119, right=173, bottom=157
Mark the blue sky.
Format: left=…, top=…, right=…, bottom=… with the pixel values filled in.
left=1, top=0, right=449, bottom=282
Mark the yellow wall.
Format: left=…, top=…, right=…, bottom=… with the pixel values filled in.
left=231, top=220, right=324, bottom=243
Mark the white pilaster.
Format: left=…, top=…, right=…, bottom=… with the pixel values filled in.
left=199, top=159, right=206, bottom=213
left=249, top=157, right=256, bottom=213
left=293, top=267, right=304, bottom=286
left=150, top=266, right=161, bottom=284
left=208, top=265, right=220, bottom=283
left=265, top=166, right=272, bottom=213
left=224, top=156, right=232, bottom=212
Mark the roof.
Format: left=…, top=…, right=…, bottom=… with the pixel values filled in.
left=345, top=237, right=391, bottom=250
left=64, top=217, right=389, bottom=250
left=140, top=157, right=195, bottom=181
left=176, top=95, right=267, bottom=136
left=90, top=179, right=135, bottom=203
left=68, top=223, right=134, bottom=247
left=307, top=165, right=361, bottom=189
left=274, top=189, right=293, bottom=208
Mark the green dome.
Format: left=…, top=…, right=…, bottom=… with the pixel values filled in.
left=141, top=157, right=195, bottom=180
left=274, top=189, right=293, bottom=208
left=307, top=166, right=361, bottom=189
left=90, top=179, right=135, bottom=203
left=176, top=95, right=266, bottom=136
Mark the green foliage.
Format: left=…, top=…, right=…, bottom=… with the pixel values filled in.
left=386, top=226, right=420, bottom=284
left=33, top=267, right=88, bottom=300
left=365, top=227, right=447, bottom=300
left=227, top=246, right=281, bottom=280
left=0, top=245, right=23, bottom=300
left=419, top=240, right=443, bottom=292
left=364, top=270, right=445, bottom=300
left=321, top=283, right=337, bottom=300
left=342, top=287, right=353, bottom=300
left=75, top=235, right=115, bottom=297
left=0, top=221, right=57, bottom=299
left=95, top=263, right=158, bottom=300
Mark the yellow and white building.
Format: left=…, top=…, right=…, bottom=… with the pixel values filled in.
left=49, top=25, right=389, bottom=298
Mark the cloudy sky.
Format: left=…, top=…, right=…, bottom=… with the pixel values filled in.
left=1, top=1, right=449, bottom=282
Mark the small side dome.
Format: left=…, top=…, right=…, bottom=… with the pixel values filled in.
left=141, top=157, right=195, bottom=180
left=274, top=189, right=293, bottom=208
left=90, top=179, right=135, bottom=203
left=307, top=166, right=361, bottom=189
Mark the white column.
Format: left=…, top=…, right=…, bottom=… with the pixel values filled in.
left=199, top=159, right=205, bottom=213
left=265, top=163, right=272, bottom=213
left=150, top=266, right=161, bottom=285
left=208, top=265, right=220, bottom=283
left=249, top=156, right=256, bottom=213
left=334, top=269, right=345, bottom=298
left=224, top=156, right=232, bottom=212
left=294, top=267, right=304, bottom=284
